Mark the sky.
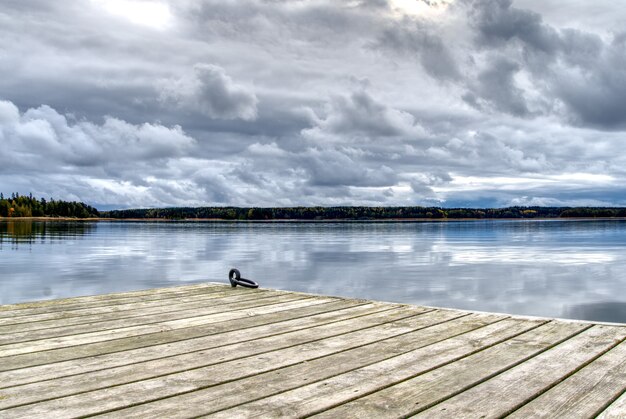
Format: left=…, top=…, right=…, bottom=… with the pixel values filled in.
left=1, top=0, right=626, bottom=209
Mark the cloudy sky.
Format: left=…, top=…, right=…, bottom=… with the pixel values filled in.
left=1, top=0, right=626, bottom=209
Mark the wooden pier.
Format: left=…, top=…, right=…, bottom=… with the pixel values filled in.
left=0, top=283, right=625, bottom=418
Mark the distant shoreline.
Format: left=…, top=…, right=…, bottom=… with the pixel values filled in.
left=3, top=216, right=626, bottom=222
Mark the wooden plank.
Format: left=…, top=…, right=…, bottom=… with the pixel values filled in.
left=416, top=325, right=626, bottom=418
left=0, top=282, right=214, bottom=312
left=308, top=320, right=588, bottom=419
left=0, top=305, right=430, bottom=409
left=102, top=312, right=508, bottom=418
left=0, top=283, right=222, bottom=315
left=0, top=291, right=290, bottom=343
left=0, top=284, right=229, bottom=319
left=597, top=390, right=626, bottom=419
left=0, top=301, right=383, bottom=388
left=507, top=341, right=626, bottom=418
left=0, top=308, right=455, bottom=417
left=0, top=298, right=352, bottom=372
left=204, top=316, right=547, bottom=419
left=1, top=285, right=625, bottom=419
left=0, top=288, right=270, bottom=328
left=0, top=295, right=318, bottom=357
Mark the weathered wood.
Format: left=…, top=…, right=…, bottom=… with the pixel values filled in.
left=0, top=291, right=293, bottom=343
left=310, top=321, right=588, bottom=418
left=0, top=305, right=432, bottom=409
left=206, top=317, right=545, bottom=419
left=0, top=298, right=350, bottom=371
left=0, top=287, right=234, bottom=322
left=0, top=308, right=451, bottom=417
left=0, top=301, right=378, bottom=387
left=0, top=295, right=319, bottom=357
left=0, top=283, right=213, bottom=312
left=598, top=390, right=626, bottom=419
left=507, top=341, right=626, bottom=418
left=0, top=284, right=624, bottom=419
left=102, top=313, right=504, bottom=418
left=0, top=288, right=270, bottom=329
left=416, top=325, right=626, bottom=418
left=0, top=283, right=222, bottom=316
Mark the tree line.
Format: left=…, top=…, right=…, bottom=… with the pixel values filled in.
left=2, top=193, right=625, bottom=220
left=0, top=193, right=100, bottom=218
left=102, top=205, right=626, bottom=220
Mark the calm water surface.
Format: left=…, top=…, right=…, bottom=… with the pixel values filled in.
left=2, top=220, right=626, bottom=323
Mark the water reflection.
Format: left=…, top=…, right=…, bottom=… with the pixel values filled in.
left=1, top=220, right=625, bottom=323
left=0, top=220, right=95, bottom=249
left=564, top=301, right=626, bottom=323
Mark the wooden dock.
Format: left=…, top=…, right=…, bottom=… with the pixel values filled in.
left=0, top=283, right=625, bottom=418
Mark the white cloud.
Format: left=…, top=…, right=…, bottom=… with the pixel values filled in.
left=1, top=103, right=195, bottom=168
left=92, top=0, right=173, bottom=30
left=302, top=90, right=426, bottom=142
left=0, top=100, right=20, bottom=124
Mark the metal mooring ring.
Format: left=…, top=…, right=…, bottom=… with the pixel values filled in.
left=229, top=268, right=259, bottom=288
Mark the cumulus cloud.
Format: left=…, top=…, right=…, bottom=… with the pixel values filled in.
left=302, top=90, right=426, bottom=141
left=160, top=64, right=258, bottom=121
left=0, top=100, right=194, bottom=171
left=0, top=99, right=200, bottom=205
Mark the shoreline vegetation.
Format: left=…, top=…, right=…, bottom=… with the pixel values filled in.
left=0, top=193, right=99, bottom=218
left=103, top=206, right=626, bottom=220
left=2, top=193, right=626, bottom=221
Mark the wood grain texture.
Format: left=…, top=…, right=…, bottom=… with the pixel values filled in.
left=507, top=341, right=626, bottom=418
left=0, top=283, right=221, bottom=317
left=0, top=300, right=371, bottom=387
left=111, top=313, right=504, bottom=418
left=0, top=307, right=438, bottom=417
left=311, top=321, right=587, bottom=419
left=597, top=390, right=626, bottom=419
left=0, top=294, right=315, bottom=357
left=0, top=291, right=294, bottom=343
left=0, top=288, right=270, bottom=330
left=0, top=305, right=425, bottom=408
left=416, top=325, right=626, bottom=418
left=0, top=283, right=624, bottom=419
left=207, top=317, right=543, bottom=419
left=0, top=297, right=347, bottom=371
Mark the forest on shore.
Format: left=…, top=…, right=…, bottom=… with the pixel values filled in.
left=2, top=193, right=626, bottom=220
left=103, top=205, right=626, bottom=220
left=0, top=193, right=100, bottom=218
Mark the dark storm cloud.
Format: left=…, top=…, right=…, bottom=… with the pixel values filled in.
left=463, top=0, right=626, bottom=128
left=303, top=148, right=398, bottom=188
left=372, top=23, right=461, bottom=81
left=1, top=0, right=626, bottom=208
left=463, top=56, right=530, bottom=116
left=467, top=0, right=560, bottom=53
left=553, top=35, right=626, bottom=128
left=160, top=64, right=258, bottom=121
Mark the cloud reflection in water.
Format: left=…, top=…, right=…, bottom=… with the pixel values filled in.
left=1, top=220, right=625, bottom=323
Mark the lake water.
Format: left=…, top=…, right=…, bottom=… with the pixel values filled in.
left=1, top=219, right=626, bottom=323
